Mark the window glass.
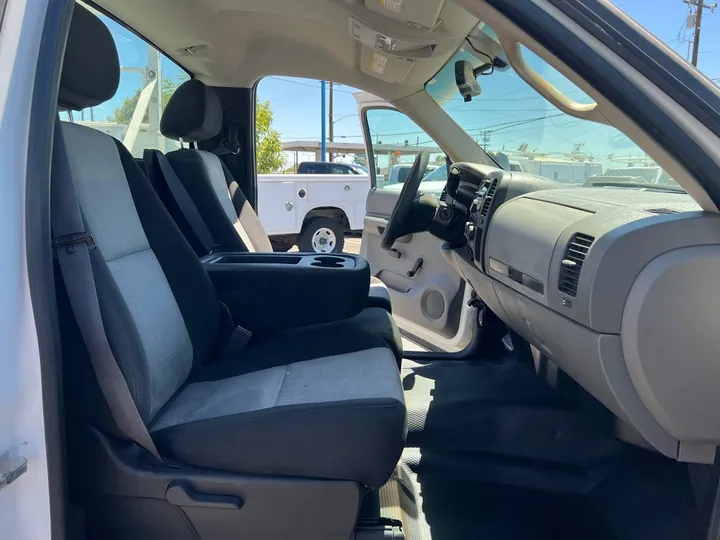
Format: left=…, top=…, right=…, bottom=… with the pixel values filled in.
left=330, top=165, right=349, bottom=174
left=365, top=109, right=447, bottom=197
left=426, top=24, right=682, bottom=192
left=65, top=3, right=189, bottom=157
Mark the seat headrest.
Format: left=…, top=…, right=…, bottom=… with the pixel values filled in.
left=59, top=4, right=120, bottom=111
left=160, top=80, right=222, bottom=142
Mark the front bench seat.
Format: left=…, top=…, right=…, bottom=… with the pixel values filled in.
left=57, top=4, right=405, bottom=487
left=150, top=79, right=391, bottom=312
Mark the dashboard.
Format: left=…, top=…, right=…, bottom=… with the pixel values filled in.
left=441, top=162, right=720, bottom=465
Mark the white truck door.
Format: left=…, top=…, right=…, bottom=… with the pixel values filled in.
left=257, top=177, right=298, bottom=235
left=0, top=0, right=53, bottom=538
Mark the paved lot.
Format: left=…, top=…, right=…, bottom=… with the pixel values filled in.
left=343, top=236, right=361, bottom=254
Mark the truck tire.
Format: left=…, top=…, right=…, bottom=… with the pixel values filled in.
left=298, top=217, right=345, bottom=253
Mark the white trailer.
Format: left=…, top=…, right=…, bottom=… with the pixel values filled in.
left=257, top=173, right=371, bottom=253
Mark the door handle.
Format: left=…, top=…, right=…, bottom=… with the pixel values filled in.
left=407, top=257, right=424, bottom=278
left=0, top=451, right=28, bottom=490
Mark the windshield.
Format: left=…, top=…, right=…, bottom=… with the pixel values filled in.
left=426, top=25, right=682, bottom=191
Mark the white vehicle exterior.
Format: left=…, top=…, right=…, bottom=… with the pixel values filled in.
left=257, top=173, right=372, bottom=251
left=0, top=0, right=53, bottom=538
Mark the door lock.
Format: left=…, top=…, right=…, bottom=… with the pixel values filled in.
left=344, top=183, right=351, bottom=191
left=407, top=257, right=424, bottom=278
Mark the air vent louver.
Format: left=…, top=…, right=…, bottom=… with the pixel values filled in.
left=480, top=179, right=498, bottom=217
left=558, top=233, right=594, bottom=297
left=439, top=187, right=447, bottom=202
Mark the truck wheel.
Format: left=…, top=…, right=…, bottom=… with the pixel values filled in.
left=298, top=217, right=345, bottom=253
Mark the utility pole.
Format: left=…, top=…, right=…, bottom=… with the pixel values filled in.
left=481, top=130, right=490, bottom=150
left=328, top=82, right=334, bottom=162
left=320, top=80, right=326, bottom=161
left=685, top=0, right=718, bottom=67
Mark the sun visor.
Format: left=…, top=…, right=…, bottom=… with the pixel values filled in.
left=359, top=47, right=415, bottom=83
left=364, top=0, right=445, bottom=30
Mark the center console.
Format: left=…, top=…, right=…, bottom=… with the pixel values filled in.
left=202, top=252, right=371, bottom=332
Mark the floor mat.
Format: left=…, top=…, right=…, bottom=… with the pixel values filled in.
left=386, top=359, right=699, bottom=540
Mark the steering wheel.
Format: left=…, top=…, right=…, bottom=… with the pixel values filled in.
left=381, top=151, right=430, bottom=250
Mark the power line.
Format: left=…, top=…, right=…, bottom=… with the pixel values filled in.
left=267, top=76, right=357, bottom=93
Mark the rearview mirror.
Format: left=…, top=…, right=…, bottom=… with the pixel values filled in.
left=455, top=60, right=482, bottom=102
left=489, top=151, right=510, bottom=170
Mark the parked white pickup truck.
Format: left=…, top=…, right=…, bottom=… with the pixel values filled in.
left=257, top=172, right=371, bottom=253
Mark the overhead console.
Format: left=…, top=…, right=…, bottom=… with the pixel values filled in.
left=449, top=180, right=720, bottom=464
left=342, top=0, right=477, bottom=83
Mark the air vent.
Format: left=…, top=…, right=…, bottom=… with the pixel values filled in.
left=439, top=187, right=448, bottom=202
left=645, top=208, right=679, bottom=215
left=558, top=233, right=595, bottom=297
left=479, top=178, right=498, bottom=217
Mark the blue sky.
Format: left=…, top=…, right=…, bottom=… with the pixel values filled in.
left=91, top=1, right=720, bottom=165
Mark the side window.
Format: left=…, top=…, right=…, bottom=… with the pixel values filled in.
left=330, top=165, right=349, bottom=174
left=64, top=4, right=189, bottom=157
left=364, top=109, right=446, bottom=196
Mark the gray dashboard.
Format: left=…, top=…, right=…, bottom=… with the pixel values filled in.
left=448, top=172, right=720, bottom=464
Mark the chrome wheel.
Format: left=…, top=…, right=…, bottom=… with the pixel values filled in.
left=311, top=227, right=337, bottom=253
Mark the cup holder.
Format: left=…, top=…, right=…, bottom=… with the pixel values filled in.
left=311, top=256, right=346, bottom=268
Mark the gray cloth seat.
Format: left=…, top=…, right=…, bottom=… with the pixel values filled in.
left=56, top=4, right=405, bottom=487
left=148, top=80, right=392, bottom=312
left=151, top=348, right=405, bottom=485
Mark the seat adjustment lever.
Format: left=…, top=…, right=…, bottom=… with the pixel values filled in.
left=166, top=482, right=243, bottom=510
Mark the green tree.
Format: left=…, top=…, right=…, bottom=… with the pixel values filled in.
left=107, top=75, right=187, bottom=123
left=256, top=100, right=285, bottom=174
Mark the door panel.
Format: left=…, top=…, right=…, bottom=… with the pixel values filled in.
left=360, top=107, right=474, bottom=351
left=361, top=189, right=472, bottom=351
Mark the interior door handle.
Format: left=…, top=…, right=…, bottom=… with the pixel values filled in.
left=407, top=257, right=424, bottom=278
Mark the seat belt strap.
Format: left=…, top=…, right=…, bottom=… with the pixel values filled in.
left=52, top=119, right=162, bottom=462
left=149, top=150, right=216, bottom=254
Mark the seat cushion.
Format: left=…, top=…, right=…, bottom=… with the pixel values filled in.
left=368, top=277, right=392, bottom=312
left=197, top=307, right=403, bottom=383
left=151, top=349, right=406, bottom=486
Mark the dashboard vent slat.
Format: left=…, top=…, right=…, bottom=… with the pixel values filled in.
left=439, top=187, right=448, bottom=202
left=558, top=233, right=595, bottom=297
left=479, top=179, right=499, bottom=217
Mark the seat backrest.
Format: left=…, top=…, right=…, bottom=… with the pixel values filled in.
left=57, top=5, right=223, bottom=423
left=159, top=80, right=273, bottom=254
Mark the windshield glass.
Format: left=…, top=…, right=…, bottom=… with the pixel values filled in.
left=426, top=25, right=682, bottom=191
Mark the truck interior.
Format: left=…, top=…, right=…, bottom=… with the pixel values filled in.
left=25, top=0, right=720, bottom=539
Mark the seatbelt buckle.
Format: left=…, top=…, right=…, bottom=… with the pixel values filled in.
left=52, top=232, right=96, bottom=254
left=227, top=325, right=252, bottom=350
